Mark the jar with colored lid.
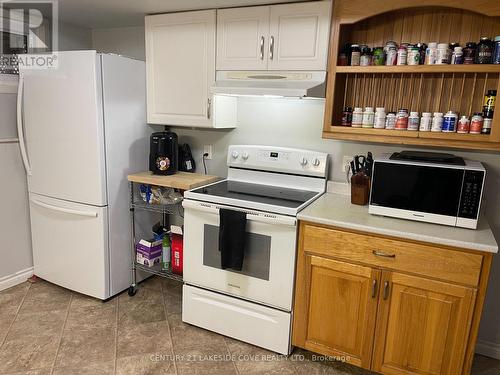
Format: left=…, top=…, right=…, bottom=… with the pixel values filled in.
left=457, top=116, right=470, bottom=134
left=477, top=37, right=493, bottom=64
left=408, top=112, right=419, bottom=131
left=385, top=113, right=396, bottom=129
left=463, top=42, right=477, bottom=64
left=419, top=112, right=432, bottom=131
left=350, top=44, right=361, bottom=66
left=341, top=106, right=353, bottom=126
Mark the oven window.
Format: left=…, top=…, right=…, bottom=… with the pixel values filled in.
left=203, top=224, right=271, bottom=280
left=370, top=163, right=464, bottom=216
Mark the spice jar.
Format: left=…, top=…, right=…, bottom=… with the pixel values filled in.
left=477, top=37, right=493, bottom=64
left=419, top=112, right=432, bottom=131
left=342, top=106, right=353, bottom=126
left=470, top=113, right=484, bottom=134
left=431, top=112, right=444, bottom=132
left=352, top=107, right=363, bottom=127
left=362, top=107, right=375, bottom=128
left=395, top=109, right=409, bottom=130
left=385, top=112, right=396, bottom=129
left=463, top=42, right=477, bottom=64
left=350, top=44, right=361, bottom=66
left=374, top=107, right=386, bottom=129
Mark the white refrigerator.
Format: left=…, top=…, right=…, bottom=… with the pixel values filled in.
left=18, top=51, right=149, bottom=299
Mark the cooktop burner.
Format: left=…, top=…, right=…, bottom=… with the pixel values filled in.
left=190, top=180, right=318, bottom=209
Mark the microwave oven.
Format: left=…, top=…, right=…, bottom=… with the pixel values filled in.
left=369, top=152, right=485, bottom=229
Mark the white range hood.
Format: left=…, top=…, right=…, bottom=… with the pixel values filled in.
left=211, top=71, right=326, bottom=98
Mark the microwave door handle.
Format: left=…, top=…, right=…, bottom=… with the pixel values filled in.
left=17, top=74, right=32, bottom=176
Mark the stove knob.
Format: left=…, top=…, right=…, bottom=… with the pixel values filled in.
left=300, top=157, right=308, bottom=166
left=242, top=152, right=249, bottom=160
left=231, top=151, right=239, bottom=159
left=312, top=158, right=321, bottom=167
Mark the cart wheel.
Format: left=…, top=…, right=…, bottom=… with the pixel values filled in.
left=128, top=286, right=137, bottom=296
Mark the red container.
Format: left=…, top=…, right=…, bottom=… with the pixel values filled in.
left=171, top=233, right=183, bottom=275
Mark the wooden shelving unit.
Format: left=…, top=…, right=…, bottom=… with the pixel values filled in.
left=323, top=0, right=500, bottom=151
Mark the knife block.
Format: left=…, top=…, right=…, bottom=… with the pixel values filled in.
left=351, top=172, right=370, bottom=206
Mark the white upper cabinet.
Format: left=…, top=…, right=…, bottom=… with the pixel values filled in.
left=268, top=1, right=331, bottom=71
left=216, top=1, right=331, bottom=71
left=146, top=10, right=236, bottom=128
left=217, top=6, right=270, bottom=70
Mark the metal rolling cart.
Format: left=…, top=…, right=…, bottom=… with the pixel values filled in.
left=126, top=171, right=219, bottom=296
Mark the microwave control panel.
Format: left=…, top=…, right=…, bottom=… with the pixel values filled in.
left=458, top=170, right=485, bottom=219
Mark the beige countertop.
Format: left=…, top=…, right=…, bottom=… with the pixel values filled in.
left=298, top=192, right=498, bottom=253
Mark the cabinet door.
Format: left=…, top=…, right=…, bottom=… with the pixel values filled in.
left=293, top=255, right=380, bottom=369
left=373, top=272, right=476, bottom=375
left=145, top=10, right=215, bottom=127
left=216, top=7, right=270, bottom=70
left=268, top=1, right=331, bottom=71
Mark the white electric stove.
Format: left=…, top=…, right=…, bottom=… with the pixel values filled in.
left=182, top=145, right=328, bottom=355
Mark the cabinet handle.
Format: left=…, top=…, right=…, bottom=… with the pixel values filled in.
left=269, top=36, right=274, bottom=60
left=371, top=279, right=378, bottom=298
left=207, top=98, right=211, bottom=119
left=260, top=36, right=265, bottom=60
left=383, top=281, right=390, bottom=300
left=372, top=250, right=396, bottom=258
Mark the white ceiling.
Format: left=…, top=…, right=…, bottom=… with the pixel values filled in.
left=58, top=0, right=311, bottom=29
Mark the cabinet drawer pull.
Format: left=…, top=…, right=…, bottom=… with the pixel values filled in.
left=260, top=36, right=265, bottom=60
left=383, top=281, right=390, bottom=300
left=371, top=279, right=378, bottom=298
left=269, top=36, right=274, bottom=60
left=373, top=250, right=396, bottom=258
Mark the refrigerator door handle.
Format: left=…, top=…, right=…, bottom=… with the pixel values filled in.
left=17, top=74, right=32, bottom=176
left=30, top=198, right=99, bottom=218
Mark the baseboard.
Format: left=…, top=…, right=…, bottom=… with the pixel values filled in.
left=0, top=267, right=34, bottom=292
left=476, top=339, right=500, bottom=360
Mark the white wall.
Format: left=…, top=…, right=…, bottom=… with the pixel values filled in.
left=92, top=26, right=500, bottom=356
left=92, top=27, right=145, bottom=60
left=59, top=21, right=93, bottom=51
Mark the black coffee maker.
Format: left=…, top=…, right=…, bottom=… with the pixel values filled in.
left=149, top=130, right=178, bottom=175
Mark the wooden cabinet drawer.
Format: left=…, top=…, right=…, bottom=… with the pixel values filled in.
left=301, top=224, right=483, bottom=286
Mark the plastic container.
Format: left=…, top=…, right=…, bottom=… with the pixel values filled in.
left=470, top=113, right=484, bottom=134
left=419, top=112, right=432, bottom=131
left=386, top=48, right=397, bottom=65
left=352, top=107, right=363, bottom=128
left=477, top=37, right=493, bottom=64
left=457, top=116, right=470, bottom=133
left=463, top=42, right=477, bottom=64
left=436, top=43, right=449, bottom=64
left=385, top=112, right=396, bottom=129
left=442, top=111, right=458, bottom=132
left=494, top=36, right=500, bottom=64
left=407, top=46, right=420, bottom=65
left=396, top=46, right=407, bottom=65
left=425, top=42, right=438, bottom=65
left=342, top=106, right=353, bottom=126
left=395, top=109, right=409, bottom=130
left=407, top=112, right=419, bottom=131
left=374, top=107, right=386, bottom=129
left=362, top=107, right=375, bottom=128
left=431, top=112, right=444, bottom=132
left=451, top=46, right=463, bottom=64
left=350, top=44, right=361, bottom=66
left=482, top=118, right=492, bottom=134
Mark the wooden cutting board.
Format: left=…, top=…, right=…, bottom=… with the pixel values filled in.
left=127, top=171, right=220, bottom=190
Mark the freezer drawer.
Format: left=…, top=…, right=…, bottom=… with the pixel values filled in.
left=182, top=284, right=292, bottom=354
left=29, top=193, right=109, bottom=299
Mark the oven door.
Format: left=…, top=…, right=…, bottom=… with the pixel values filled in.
left=182, top=199, right=297, bottom=311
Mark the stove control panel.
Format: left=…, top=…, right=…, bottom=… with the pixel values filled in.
left=227, top=145, right=328, bottom=177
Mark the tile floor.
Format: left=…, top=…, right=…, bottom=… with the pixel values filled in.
left=1, top=277, right=499, bottom=375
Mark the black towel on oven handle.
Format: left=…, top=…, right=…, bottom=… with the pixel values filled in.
left=218, top=208, right=247, bottom=271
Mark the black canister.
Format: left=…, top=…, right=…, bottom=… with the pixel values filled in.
left=149, top=131, right=179, bottom=175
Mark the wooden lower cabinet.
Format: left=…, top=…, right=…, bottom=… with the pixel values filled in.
left=293, top=222, right=492, bottom=375
left=372, top=272, right=476, bottom=375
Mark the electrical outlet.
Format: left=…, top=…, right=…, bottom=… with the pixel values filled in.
left=341, top=156, right=352, bottom=172
left=203, top=145, right=213, bottom=160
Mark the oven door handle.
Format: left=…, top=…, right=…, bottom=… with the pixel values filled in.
left=182, top=200, right=297, bottom=227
